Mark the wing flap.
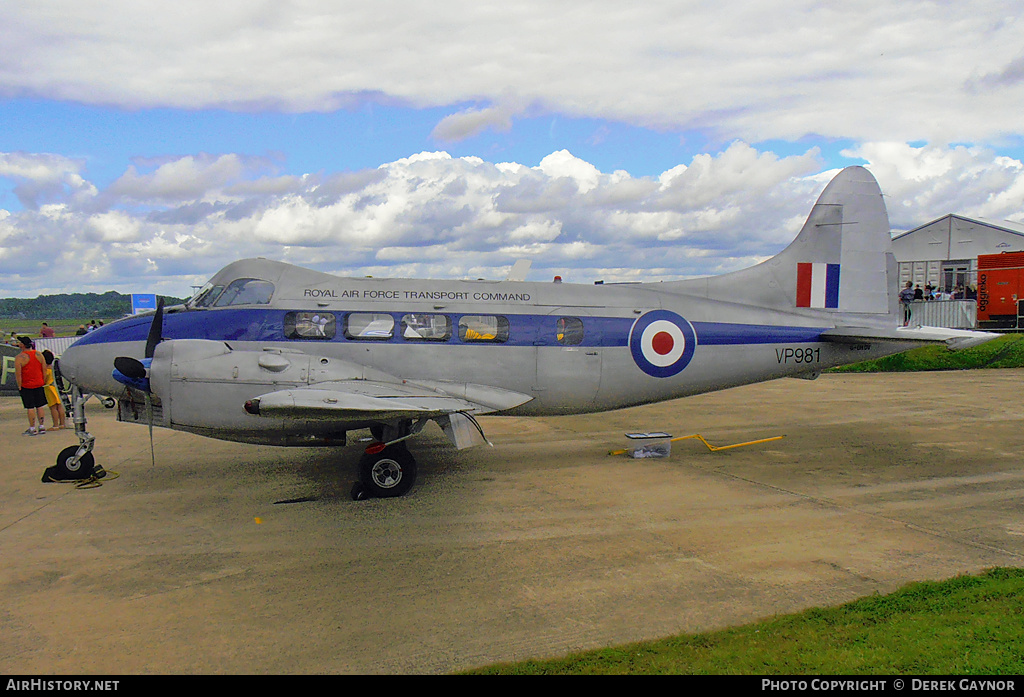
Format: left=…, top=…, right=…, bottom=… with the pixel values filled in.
left=250, top=379, right=532, bottom=421
left=253, top=383, right=474, bottom=420
left=405, top=379, right=533, bottom=412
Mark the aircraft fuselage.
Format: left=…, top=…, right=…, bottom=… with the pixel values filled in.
left=59, top=262, right=913, bottom=447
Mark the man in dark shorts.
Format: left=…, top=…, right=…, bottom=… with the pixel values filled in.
left=15, top=336, right=48, bottom=435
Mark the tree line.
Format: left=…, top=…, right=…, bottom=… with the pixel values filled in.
left=0, top=292, right=188, bottom=320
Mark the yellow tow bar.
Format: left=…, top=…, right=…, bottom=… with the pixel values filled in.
left=609, top=433, right=784, bottom=456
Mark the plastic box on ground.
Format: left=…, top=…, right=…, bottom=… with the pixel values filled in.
left=624, top=432, right=672, bottom=459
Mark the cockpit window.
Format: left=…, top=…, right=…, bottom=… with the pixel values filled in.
left=212, top=278, right=275, bottom=307
left=188, top=283, right=225, bottom=308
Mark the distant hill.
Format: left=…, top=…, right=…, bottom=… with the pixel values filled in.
left=0, top=292, right=188, bottom=320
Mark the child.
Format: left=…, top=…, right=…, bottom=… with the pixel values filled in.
left=42, top=350, right=67, bottom=430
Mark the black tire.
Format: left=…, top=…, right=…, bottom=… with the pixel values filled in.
left=358, top=443, right=417, bottom=498
left=51, top=445, right=95, bottom=480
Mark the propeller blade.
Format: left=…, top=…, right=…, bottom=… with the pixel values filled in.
left=145, top=297, right=165, bottom=359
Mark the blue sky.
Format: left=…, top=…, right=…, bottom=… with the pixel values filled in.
left=2, top=2, right=1023, bottom=297
left=0, top=99, right=693, bottom=199
left=0, top=98, right=873, bottom=206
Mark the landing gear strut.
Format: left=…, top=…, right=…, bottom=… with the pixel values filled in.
left=43, top=384, right=105, bottom=482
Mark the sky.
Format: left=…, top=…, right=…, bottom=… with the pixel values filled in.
left=1, top=1, right=1023, bottom=298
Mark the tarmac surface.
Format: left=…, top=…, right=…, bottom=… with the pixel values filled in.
left=2, top=369, right=1024, bottom=674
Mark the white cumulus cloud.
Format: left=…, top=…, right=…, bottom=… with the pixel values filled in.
left=1, top=142, right=1023, bottom=296
left=3, top=2, right=1023, bottom=146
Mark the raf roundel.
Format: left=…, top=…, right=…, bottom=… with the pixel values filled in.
left=629, top=310, right=697, bottom=378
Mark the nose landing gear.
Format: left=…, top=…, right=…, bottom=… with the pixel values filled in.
left=43, top=385, right=105, bottom=482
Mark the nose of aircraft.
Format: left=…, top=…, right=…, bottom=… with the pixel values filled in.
left=59, top=329, right=144, bottom=397
left=59, top=304, right=164, bottom=397
left=58, top=340, right=112, bottom=396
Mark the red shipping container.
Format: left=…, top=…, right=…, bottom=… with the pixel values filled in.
left=977, top=251, right=1024, bottom=327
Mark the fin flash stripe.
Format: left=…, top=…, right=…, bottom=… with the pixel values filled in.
left=796, top=263, right=840, bottom=309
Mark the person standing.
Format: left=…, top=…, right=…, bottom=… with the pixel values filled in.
left=39, top=322, right=55, bottom=338
left=42, top=349, right=66, bottom=430
left=899, top=281, right=915, bottom=326
left=15, top=336, right=48, bottom=435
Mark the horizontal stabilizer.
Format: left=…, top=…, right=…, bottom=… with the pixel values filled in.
left=821, top=325, right=1000, bottom=350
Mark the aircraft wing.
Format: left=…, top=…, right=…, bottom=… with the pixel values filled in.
left=820, top=325, right=1000, bottom=350
left=250, top=379, right=533, bottom=421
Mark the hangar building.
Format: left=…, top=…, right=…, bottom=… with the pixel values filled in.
left=892, top=214, right=1024, bottom=292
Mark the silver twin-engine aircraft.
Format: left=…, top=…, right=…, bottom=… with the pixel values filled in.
left=57, top=166, right=997, bottom=498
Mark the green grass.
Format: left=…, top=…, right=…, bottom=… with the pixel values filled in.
left=0, top=317, right=118, bottom=338
left=463, top=568, right=1024, bottom=675
left=829, top=334, right=1024, bottom=372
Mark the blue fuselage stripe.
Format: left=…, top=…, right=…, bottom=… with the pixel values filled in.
left=71, top=308, right=827, bottom=349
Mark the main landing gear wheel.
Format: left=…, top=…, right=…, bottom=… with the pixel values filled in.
left=357, top=443, right=417, bottom=499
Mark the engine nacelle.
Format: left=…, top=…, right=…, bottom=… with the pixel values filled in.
left=139, top=339, right=385, bottom=443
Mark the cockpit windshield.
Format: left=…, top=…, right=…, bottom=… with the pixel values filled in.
left=212, top=278, right=275, bottom=307
left=187, top=278, right=274, bottom=308
left=187, top=282, right=224, bottom=308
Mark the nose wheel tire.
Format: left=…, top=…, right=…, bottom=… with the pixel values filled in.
left=45, top=445, right=96, bottom=481
left=357, top=443, right=417, bottom=498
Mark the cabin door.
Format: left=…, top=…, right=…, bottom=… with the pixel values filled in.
left=534, top=308, right=602, bottom=409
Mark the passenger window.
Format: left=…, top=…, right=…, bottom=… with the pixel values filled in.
left=345, top=313, right=395, bottom=340
left=284, top=312, right=336, bottom=340
left=401, top=314, right=451, bottom=341
left=556, top=317, right=584, bottom=346
left=213, top=278, right=275, bottom=307
left=458, top=315, right=509, bottom=343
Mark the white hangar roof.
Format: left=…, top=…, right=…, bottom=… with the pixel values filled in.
left=891, top=214, right=1024, bottom=263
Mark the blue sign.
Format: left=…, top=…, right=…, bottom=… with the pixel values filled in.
left=131, top=294, right=157, bottom=314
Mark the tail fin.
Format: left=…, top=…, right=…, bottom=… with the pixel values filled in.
left=673, top=166, right=898, bottom=322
